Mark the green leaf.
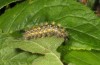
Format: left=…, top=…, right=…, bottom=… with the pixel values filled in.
left=0, top=35, right=64, bottom=65
left=0, top=0, right=18, bottom=9
left=17, top=37, right=64, bottom=56
left=0, top=0, right=96, bottom=33
left=0, top=37, right=38, bottom=65
left=63, top=50, right=100, bottom=65
left=0, top=0, right=99, bottom=50
left=32, top=53, right=63, bottom=65
left=67, top=23, right=100, bottom=50
left=17, top=37, right=64, bottom=65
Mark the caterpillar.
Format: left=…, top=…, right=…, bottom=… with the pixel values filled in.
left=23, top=22, right=68, bottom=40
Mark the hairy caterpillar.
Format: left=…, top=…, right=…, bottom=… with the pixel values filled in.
left=23, top=22, right=68, bottom=40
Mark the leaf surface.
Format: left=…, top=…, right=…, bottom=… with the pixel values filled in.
left=63, top=50, right=100, bottom=65
left=0, top=0, right=17, bottom=9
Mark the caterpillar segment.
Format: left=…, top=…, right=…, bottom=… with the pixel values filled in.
left=23, top=22, right=68, bottom=40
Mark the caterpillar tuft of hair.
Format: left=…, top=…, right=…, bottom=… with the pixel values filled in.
left=23, top=22, right=68, bottom=40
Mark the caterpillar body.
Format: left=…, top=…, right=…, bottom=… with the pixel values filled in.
left=23, top=22, right=68, bottom=40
